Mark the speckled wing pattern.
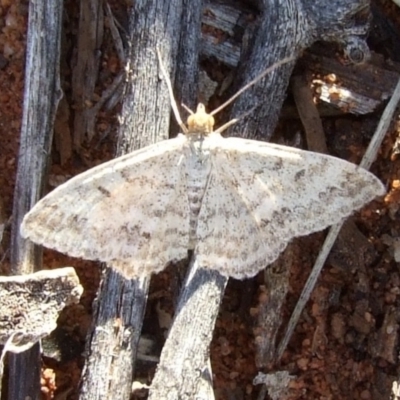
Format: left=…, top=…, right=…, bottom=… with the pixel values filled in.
left=196, top=138, right=385, bottom=279
left=21, top=135, right=190, bottom=277
left=21, top=131, right=385, bottom=280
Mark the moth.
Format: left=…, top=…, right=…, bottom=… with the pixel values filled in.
left=21, top=58, right=385, bottom=279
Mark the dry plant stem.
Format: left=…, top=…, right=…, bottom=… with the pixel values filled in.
left=72, top=0, right=104, bottom=148
left=171, top=0, right=202, bottom=132
left=148, top=260, right=226, bottom=399
left=149, top=0, right=220, bottom=397
left=291, top=74, right=328, bottom=153
left=360, top=77, right=400, bottom=169
left=78, top=1, right=185, bottom=399
left=8, top=0, right=63, bottom=397
left=86, top=71, right=125, bottom=139
left=104, top=2, right=126, bottom=64
left=277, top=76, right=400, bottom=359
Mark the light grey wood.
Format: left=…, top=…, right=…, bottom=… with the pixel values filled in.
left=78, top=1, right=186, bottom=399
left=148, top=1, right=221, bottom=397
left=0, top=267, right=81, bottom=396
left=0, top=267, right=82, bottom=349
left=170, top=0, right=202, bottom=132
left=149, top=261, right=225, bottom=399
left=8, top=0, right=63, bottom=398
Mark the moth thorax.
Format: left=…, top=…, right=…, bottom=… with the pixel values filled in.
left=187, top=103, right=215, bottom=135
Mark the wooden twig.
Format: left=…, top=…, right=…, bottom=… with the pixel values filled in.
left=303, top=52, right=400, bottom=114
left=8, top=0, right=63, bottom=398
left=291, top=74, right=329, bottom=153
left=277, top=76, right=400, bottom=359
left=73, top=3, right=126, bottom=144
left=254, top=246, right=293, bottom=368
left=104, top=2, right=126, bottom=65
left=72, top=0, right=104, bottom=149
left=200, top=0, right=251, bottom=67
left=202, top=4, right=400, bottom=117
left=85, top=71, right=125, bottom=140
left=149, top=261, right=226, bottom=399
left=148, top=1, right=221, bottom=396
left=78, top=1, right=186, bottom=398
left=169, top=0, right=202, bottom=134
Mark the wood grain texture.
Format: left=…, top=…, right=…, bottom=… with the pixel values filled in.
left=78, top=1, right=186, bottom=399
left=8, top=0, right=63, bottom=398
left=0, top=267, right=82, bottom=348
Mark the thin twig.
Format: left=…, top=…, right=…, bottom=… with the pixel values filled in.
left=104, top=2, right=126, bottom=64
left=86, top=71, right=125, bottom=140
left=277, top=76, right=400, bottom=359
left=360, top=78, right=400, bottom=169
left=291, top=74, right=328, bottom=153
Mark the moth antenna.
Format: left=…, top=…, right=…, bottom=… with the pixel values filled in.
left=181, top=103, right=194, bottom=115
left=214, top=106, right=257, bottom=134
left=156, top=48, right=188, bottom=134
left=210, top=56, right=296, bottom=117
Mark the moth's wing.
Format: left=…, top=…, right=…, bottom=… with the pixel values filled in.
left=21, top=135, right=190, bottom=278
left=196, top=137, right=385, bottom=279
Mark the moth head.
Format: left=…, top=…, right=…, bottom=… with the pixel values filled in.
left=187, top=103, right=215, bottom=135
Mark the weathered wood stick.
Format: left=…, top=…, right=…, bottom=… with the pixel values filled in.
left=8, top=0, right=63, bottom=398
left=78, top=1, right=187, bottom=399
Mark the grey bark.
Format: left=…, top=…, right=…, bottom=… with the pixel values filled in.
left=149, top=262, right=226, bottom=399
left=227, top=0, right=370, bottom=140
left=78, top=1, right=186, bottom=399
left=0, top=267, right=81, bottom=395
left=170, top=0, right=202, bottom=134
left=148, top=1, right=218, bottom=397
left=72, top=0, right=104, bottom=148
left=0, top=267, right=82, bottom=348
left=8, top=0, right=63, bottom=398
